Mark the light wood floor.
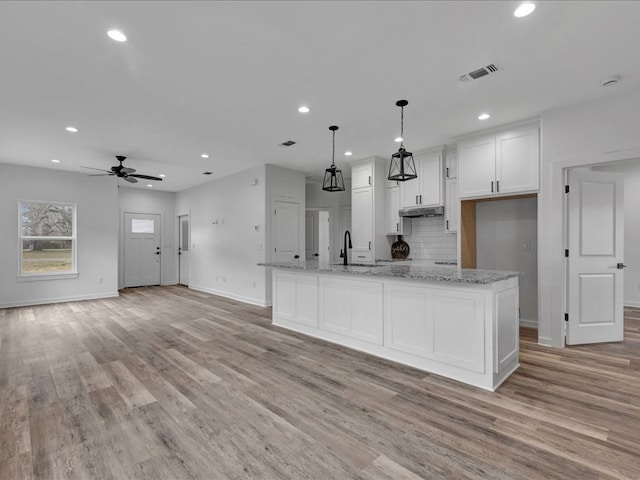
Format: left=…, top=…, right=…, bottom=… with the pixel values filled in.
left=1, top=286, right=639, bottom=479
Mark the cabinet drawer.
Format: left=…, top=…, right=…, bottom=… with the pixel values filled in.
left=351, top=251, right=373, bottom=263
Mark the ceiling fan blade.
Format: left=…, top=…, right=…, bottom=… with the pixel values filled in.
left=124, top=176, right=138, bottom=183
left=129, top=174, right=163, bottom=181
left=122, top=167, right=136, bottom=174
left=81, top=166, right=112, bottom=173
left=87, top=173, right=115, bottom=177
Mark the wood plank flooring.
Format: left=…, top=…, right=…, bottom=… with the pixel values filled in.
left=1, top=286, right=639, bottom=479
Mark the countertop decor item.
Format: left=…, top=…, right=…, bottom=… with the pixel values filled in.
left=391, top=235, right=410, bottom=259
left=322, top=125, right=345, bottom=192
left=387, top=100, right=418, bottom=182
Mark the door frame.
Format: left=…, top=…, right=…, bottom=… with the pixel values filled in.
left=120, top=210, right=163, bottom=289
left=177, top=211, right=190, bottom=286
left=542, top=147, right=640, bottom=348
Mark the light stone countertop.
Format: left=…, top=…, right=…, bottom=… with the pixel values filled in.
left=260, top=261, right=519, bottom=285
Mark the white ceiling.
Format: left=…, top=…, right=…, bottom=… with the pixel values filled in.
left=1, top=1, right=639, bottom=192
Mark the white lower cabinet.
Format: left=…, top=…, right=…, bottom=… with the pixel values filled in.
left=273, top=271, right=318, bottom=327
left=271, top=269, right=519, bottom=391
left=384, top=283, right=485, bottom=373
left=319, top=276, right=383, bottom=345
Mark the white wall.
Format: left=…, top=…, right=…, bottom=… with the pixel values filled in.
left=265, top=164, right=306, bottom=303
left=476, top=198, right=538, bottom=327
left=306, top=179, right=351, bottom=263
left=118, top=187, right=177, bottom=288
left=0, top=164, right=119, bottom=307
left=593, top=160, right=640, bottom=307
left=175, top=166, right=268, bottom=306
left=539, top=87, right=640, bottom=346
left=401, top=217, right=457, bottom=262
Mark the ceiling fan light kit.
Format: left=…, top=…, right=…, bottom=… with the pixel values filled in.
left=83, top=155, right=163, bottom=183
left=322, top=125, right=346, bottom=192
left=388, top=99, right=418, bottom=182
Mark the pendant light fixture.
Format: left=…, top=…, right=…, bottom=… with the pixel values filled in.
left=322, top=125, right=345, bottom=192
left=388, top=99, right=418, bottom=182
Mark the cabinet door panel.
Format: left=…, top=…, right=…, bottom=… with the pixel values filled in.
left=384, top=284, right=432, bottom=357
left=444, top=178, right=458, bottom=233
left=386, top=185, right=401, bottom=234
left=400, top=174, right=420, bottom=208
left=351, top=187, right=373, bottom=251
left=418, top=152, right=442, bottom=206
left=458, top=137, right=495, bottom=199
left=351, top=162, right=373, bottom=190
left=350, top=282, right=384, bottom=345
left=496, top=128, right=539, bottom=195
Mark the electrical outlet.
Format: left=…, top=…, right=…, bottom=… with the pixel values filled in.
left=98, top=277, right=103, bottom=284
left=522, top=241, right=531, bottom=252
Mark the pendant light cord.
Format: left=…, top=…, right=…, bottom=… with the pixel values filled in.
left=331, top=129, right=336, bottom=167
left=400, top=105, right=404, bottom=148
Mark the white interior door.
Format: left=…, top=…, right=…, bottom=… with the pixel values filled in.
left=178, top=214, right=190, bottom=286
left=273, top=200, right=300, bottom=262
left=567, top=169, right=624, bottom=344
left=124, top=213, right=161, bottom=288
left=318, top=211, right=330, bottom=264
left=305, top=209, right=319, bottom=259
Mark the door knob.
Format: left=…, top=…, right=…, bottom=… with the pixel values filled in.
left=156, top=251, right=161, bottom=255
left=294, top=254, right=300, bottom=259
left=617, top=263, right=627, bottom=269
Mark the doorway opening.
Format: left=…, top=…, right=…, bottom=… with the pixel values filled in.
left=123, top=212, right=161, bottom=288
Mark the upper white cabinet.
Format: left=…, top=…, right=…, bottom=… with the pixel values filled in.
left=350, top=157, right=387, bottom=263
left=400, top=149, right=443, bottom=208
left=458, top=126, right=539, bottom=199
left=444, top=178, right=458, bottom=233
left=445, top=150, right=457, bottom=179
left=385, top=182, right=411, bottom=235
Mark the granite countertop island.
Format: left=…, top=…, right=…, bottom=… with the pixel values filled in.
left=260, top=260, right=519, bottom=285
left=262, top=260, right=521, bottom=391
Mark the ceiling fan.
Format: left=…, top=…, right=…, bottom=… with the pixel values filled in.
left=83, top=155, right=163, bottom=183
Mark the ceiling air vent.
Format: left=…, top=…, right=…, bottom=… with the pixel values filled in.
left=459, top=64, right=500, bottom=84
left=202, top=171, right=213, bottom=175
left=279, top=140, right=296, bottom=147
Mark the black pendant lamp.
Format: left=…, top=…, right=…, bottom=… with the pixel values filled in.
left=322, top=125, right=346, bottom=192
left=388, top=99, right=418, bottom=182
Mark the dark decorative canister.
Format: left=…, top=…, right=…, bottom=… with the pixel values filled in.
left=391, top=235, right=410, bottom=259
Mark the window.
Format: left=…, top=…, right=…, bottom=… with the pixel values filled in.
left=19, top=201, right=76, bottom=276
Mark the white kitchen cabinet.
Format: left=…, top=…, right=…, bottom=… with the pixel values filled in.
left=273, top=271, right=318, bottom=327
left=350, top=157, right=387, bottom=263
left=445, top=150, right=458, bottom=179
left=385, top=183, right=411, bottom=235
left=458, top=126, right=539, bottom=199
left=319, top=276, right=383, bottom=345
left=444, top=178, right=458, bottom=233
left=400, top=149, right=443, bottom=208
left=351, top=161, right=373, bottom=190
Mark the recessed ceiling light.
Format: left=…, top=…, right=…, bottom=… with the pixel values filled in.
left=201, top=153, right=209, bottom=159
left=146, top=184, right=153, bottom=188
left=107, top=29, right=127, bottom=42
left=158, top=174, right=166, bottom=178
left=345, top=151, right=353, bottom=157
left=65, top=126, right=78, bottom=133
left=478, top=113, right=491, bottom=120
left=51, top=159, right=61, bottom=163
left=394, top=136, right=403, bottom=143
left=514, top=2, right=536, bottom=18
left=298, top=106, right=310, bottom=113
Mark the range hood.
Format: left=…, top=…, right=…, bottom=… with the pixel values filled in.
left=399, top=205, right=445, bottom=218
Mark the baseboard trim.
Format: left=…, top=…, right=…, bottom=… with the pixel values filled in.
left=0, top=292, right=119, bottom=309
left=624, top=301, right=640, bottom=308
left=538, top=336, right=553, bottom=347
left=519, top=319, right=538, bottom=329
left=189, top=285, right=269, bottom=307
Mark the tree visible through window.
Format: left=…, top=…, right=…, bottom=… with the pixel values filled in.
left=20, top=201, right=76, bottom=274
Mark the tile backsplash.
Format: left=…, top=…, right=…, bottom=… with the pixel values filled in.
left=401, top=216, right=457, bottom=261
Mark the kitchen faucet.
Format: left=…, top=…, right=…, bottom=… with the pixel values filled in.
left=340, top=230, right=352, bottom=265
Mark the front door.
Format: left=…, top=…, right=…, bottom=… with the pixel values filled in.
left=124, top=213, right=161, bottom=288
left=272, top=200, right=300, bottom=263
left=178, top=214, right=190, bottom=286
left=566, top=169, right=624, bottom=344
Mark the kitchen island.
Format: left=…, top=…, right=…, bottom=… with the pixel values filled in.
left=261, top=261, right=520, bottom=391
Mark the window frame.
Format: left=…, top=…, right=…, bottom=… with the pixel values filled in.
left=18, top=200, right=78, bottom=281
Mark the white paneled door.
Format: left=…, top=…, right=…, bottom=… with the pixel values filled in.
left=178, top=214, right=190, bottom=286
left=567, top=170, right=624, bottom=345
left=272, top=200, right=300, bottom=263
left=124, top=213, right=161, bottom=288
